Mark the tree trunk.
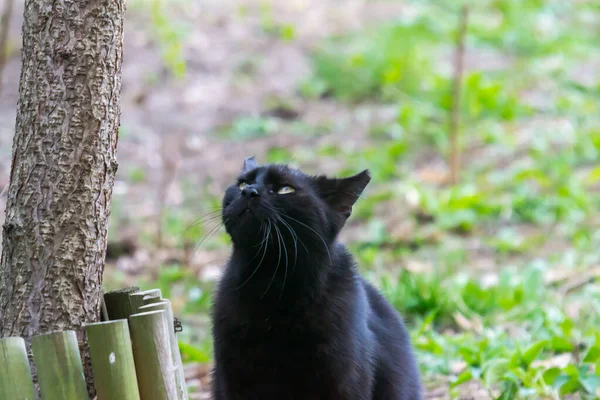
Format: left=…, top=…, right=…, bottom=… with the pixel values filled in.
left=0, top=0, right=125, bottom=395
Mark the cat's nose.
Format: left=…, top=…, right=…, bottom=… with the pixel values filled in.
left=241, top=187, right=260, bottom=198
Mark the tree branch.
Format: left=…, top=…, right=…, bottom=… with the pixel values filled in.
left=449, top=4, right=469, bottom=185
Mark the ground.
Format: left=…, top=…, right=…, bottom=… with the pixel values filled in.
left=1, top=0, right=599, bottom=399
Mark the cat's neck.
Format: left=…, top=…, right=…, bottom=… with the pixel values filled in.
left=228, top=242, right=334, bottom=302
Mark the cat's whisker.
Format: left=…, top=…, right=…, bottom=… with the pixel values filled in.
left=275, top=224, right=289, bottom=299
left=280, top=214, right=332, bottom=267
left=275, top=216, right=302, bottom=274
left=236, top=219, right=271, bottom=290
left=188, top=207, right=223, bottom=218
left=246, top=222, right=267, bottom=264
left=186, top=210, right=223, bottom=232
left=188, top=214, right=222, bottom=231
left=191, top=219, right=222, bottom=257
left=281, top=217, right=306, bottom=253
left=261, top=204, right=307, bottom=267
left=252, top=222, right=270, bottom=248
left=190, top=207, right=223, bottom=218
left=261, top=222, right=282, bottom=299
left=194, top=217, right=226, bottom=256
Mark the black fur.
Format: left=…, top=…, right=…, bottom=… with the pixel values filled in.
left=211, top=159, right=422, bottom=400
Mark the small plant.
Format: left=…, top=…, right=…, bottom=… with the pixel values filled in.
left=218, top=116, right=279, bottom=140
left=149, top=0, right=188, bottom=78
left=129, top=0, right=189, bottom=78
left=310, top=20, right=440, bottom=102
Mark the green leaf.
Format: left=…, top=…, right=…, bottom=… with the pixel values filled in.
left=553, top=374, right=571, bottom=389
left=542, top=367, right=561, bottom=385
left=550, top=336, right=574, bottom=353
left=560, top=318, right=574, bottom=337
left=559, top=379, right=581, bottom=395
left=522, top=340, right=547, bottom=367
left=415, top=336, right=444, bottom=355
left=458, top=346, right=480, bottom=367
left=178, top=341, right=210, bottom=363
left=508, top=350, right=521, bottom=369
left=450, top=370, right=472, bottom=388
left=579, top=375, right=600, bottom=394
left=563, top=364, right=581, bottom=377
left=483, top=358, right=509, bottom=387
left=497, top=380, right=519, bottom=400
left=266, top=146, right=293, bottom=164
left=279, top=24, right=296, bottom=41
left=584, top=345, right=600, bottom=363
left=554, top=374, right=580, bottom=395
left=417, top=310, right=438, bottom=335
left=586, top=166, right=600, bottom=184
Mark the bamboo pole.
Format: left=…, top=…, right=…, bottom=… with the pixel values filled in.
left=0, top=337, right=35, bottom=400
left=129, top=289, right=162, bottom=314
left=139, top=301, right=187, bottom=400
left=31, top=331, right=88, bottom=400
left=103, top=286, right=140, bottom=320
left=86, top=320, right=140, bottom=400
left=142, top=296, right=164, bottom=307
left=129, top=310, right=177, bottom=400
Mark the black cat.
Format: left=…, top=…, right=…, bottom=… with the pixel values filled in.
left=211, top=158, right=422, bottom=400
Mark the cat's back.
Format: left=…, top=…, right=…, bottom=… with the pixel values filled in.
left=361, top=278, right=423, bottom=399
left=320, top=246, right=423, bottom=398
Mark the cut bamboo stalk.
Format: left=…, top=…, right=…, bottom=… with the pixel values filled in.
left=139, top=301, right=187, bottom=400
left=86, top=320, right=140, bottom=400
left=129, top=289, right=162, bottom=314
left=0, top=337, right=35, bottom=400
left=31, top=331, right=88, bottom=400
left=129, top=310, right=177, bottom=400
left=142, top=296, right=164, bottom=307
left=104, top=286, right=140, bottom=320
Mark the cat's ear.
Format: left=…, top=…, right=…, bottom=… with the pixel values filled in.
left=242, top=156, right=258, bottom=173
left=313, top=170, right=371, bottom=218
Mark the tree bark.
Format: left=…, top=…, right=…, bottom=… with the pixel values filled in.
left=0, top=0, right=125, bottom=395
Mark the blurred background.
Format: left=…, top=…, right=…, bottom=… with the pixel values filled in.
left=1, top=0, right=600, bottom=398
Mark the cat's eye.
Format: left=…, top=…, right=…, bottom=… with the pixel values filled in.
left=277, top=186, right=295, bottom=195
left=238, top=182, right=248, bottom=190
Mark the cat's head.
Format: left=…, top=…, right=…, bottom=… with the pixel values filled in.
left=222, top=157, right=370, bottom=250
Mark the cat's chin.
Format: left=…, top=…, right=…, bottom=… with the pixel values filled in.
left=227, top=203, right=270, bottom=224
left=225, top=213, right=265, bottom=241
left=233, top=207, right=258, bottom=223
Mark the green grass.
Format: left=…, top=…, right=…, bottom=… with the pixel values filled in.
left=300, top=1, right=600, bottom=396
left=111, top=0, right=600, bottom=397
left=379, top=260, right=600, bottom=398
